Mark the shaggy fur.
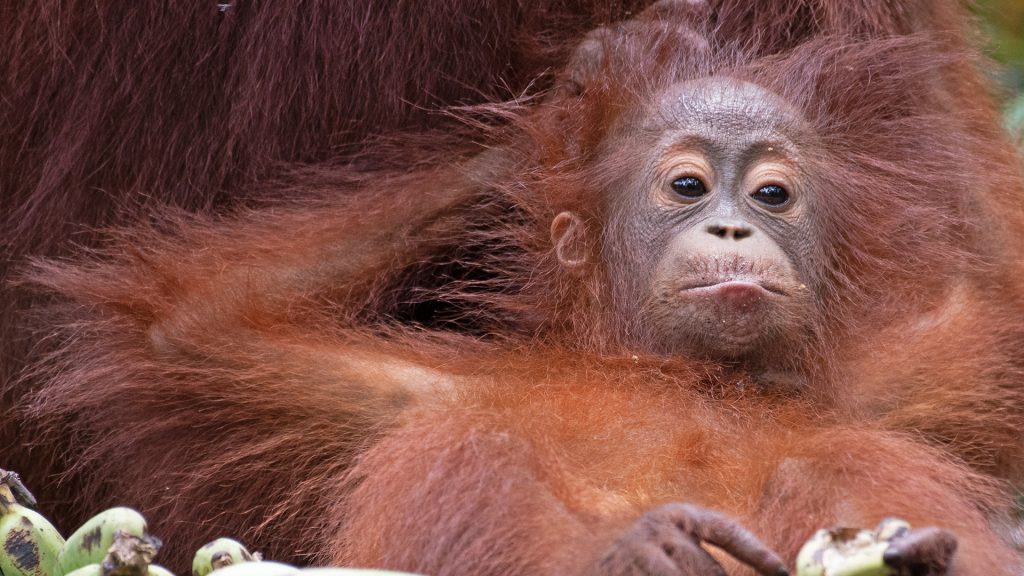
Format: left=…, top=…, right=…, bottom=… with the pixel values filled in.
left=0, top=0, right=650, bottom=383
left=8, top=0, right=1024, bottom=574
left=0, top=0, right=646, bottom=516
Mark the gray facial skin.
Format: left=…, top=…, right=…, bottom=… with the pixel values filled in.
left=571, top=77, right=822, bottom=368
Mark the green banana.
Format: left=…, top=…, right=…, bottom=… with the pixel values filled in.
left=202, top=561, right=299, bottom=576
left=63, top=562, right=174, bottom=576
left=58, top=508, right=148, bottom=576
left=0, top=477, right=65, bottom=576
left=63, top=564, right=102, bottom=576
left=192, top=538, right=256, bottom=576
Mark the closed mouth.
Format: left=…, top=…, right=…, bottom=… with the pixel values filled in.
left=680, top=278, right=786, bottom=296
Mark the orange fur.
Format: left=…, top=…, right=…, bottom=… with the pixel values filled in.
left=8, top=1, right=1024, bottom=574
left=336, top=357, right=1017, bottom=574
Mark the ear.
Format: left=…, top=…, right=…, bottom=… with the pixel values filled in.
left=550, top=211, right=589, bottom=274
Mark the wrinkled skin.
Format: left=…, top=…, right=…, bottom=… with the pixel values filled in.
left=554, top=78, right=818, bottom=369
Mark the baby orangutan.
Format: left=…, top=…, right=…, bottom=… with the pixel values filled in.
left=16, top=1, right=1024, bottom=574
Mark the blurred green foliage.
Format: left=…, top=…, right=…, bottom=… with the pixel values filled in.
left=974, top=0, right=1024, bottom=139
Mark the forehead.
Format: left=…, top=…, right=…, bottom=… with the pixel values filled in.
left=646, top=77, right=808, bottom=148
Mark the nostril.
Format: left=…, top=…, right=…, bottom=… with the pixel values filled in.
left=705, top=220, right=753, bottom=240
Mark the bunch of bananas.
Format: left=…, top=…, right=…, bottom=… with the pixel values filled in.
left=0, top=470, right=63, bottom=576
left=0, top=470, right=416, bottom=576
left=0, top=470, right=171, bottom=576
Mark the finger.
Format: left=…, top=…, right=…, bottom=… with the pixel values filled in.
left=634, top=542, right=686, bottom=576
left=663, top=504, right=789, bottom=576
left=883, top=527, right=957, bottom=573
left=660, top=537, right=728, bottom=576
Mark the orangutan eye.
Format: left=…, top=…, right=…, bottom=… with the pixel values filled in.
left=751, top=184, right=790, bottom=207
left=670, top=176, right=708, bottom=199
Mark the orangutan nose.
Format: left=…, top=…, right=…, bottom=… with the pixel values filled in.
left=705, top=219, right=753, bottom=240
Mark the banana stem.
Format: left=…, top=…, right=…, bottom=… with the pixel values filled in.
left=0, top=469, right=38, bottom=508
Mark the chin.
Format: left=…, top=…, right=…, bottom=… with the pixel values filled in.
left=647, top=300, right=808, bottom=367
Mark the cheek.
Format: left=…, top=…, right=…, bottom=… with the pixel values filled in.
left=603, top=242, right=661, bottom=321
left=601, top=209, right=673, bottom=310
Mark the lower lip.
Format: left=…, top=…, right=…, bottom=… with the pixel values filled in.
left=683, top=280, right=780, bottom=297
